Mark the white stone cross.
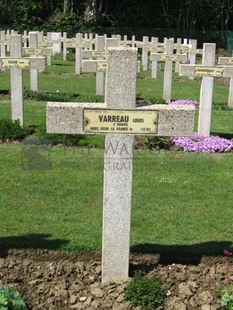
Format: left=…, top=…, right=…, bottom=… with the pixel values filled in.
left=150, top=37, right=159, bottom=79
left=0, top=34, right=45, bottom=126
left=142, top=36, right=149, bottom=71
left=181, top=39, right=203, bottom=80
left=82, top=36, right=106, bottom=96
left=218, top=56, right=233, bottom=108
left=0, top=30, right=7, bottom=58
left=150, top=39, right=188, bottom=103
left=46, top=47, right=195, bottom=284
left=82, top=37, right=118, bottom=96
left=180, top=43, right=233, bottom=135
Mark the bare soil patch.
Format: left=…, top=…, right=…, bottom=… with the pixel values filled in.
left=0, top=249, right=228, bottom=309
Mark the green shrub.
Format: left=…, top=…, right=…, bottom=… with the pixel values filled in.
left=0, top=118, right=27, bottom=142
left=212, top=101, right=231, bottom=111
left=24, top=90, right=103, bottom=103
left=146, top=136, right=171, bottom=150
left=66, top=49, right=75, bottom=62
left=0, top=284, right=27, bottom=309
left=216, top=48, right=231, bottom=59
left=35, top=123, right=84, bottom=146
left=124, top=272, right=166, bottom=310
left=147, top=97, right=166, bottom=105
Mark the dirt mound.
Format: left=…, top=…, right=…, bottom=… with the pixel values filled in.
left=0, top=249, right=228, bottom=309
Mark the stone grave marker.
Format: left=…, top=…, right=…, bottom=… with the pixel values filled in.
left=142, top=36, right=149, bottom=71
left=218, top=56, right=233, bottom=108
left=23, top=30, right=28, bottom=48
left=174, top=38, right=182, bottom=72
left=150, top=39, right=187, bottom=103
left=150, top=37, right=159, bottom=79
left=0, top=34, right=45, bottom=126
left=75, top=33, right=83, bottom=75
left=47, top=47, right=195, bottom=283
left=82, top=36, right=106, bottom=95
left=62, top=32, right=67, bottom=61
left=28, top=31, right=39, bottom=91
left=0, top=30, right=7, bottom=58
left=179, top=43, right=233, bottom=135
left=181, top=39, right=203, bottom=80
left=51, top=32, right=61, bottom=54
left=82, top=36, right=118, bottom=96
left=180, top=43, right=215, bottom=136
left=36, top=31, right=52, bottom=66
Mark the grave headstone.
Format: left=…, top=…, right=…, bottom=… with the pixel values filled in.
left=0, top=34, right=45, bottom=125
left=150, top=39, right=187, bottom=103
left=142, top=36, right=149, bottom=71
left=218, top=56, right=233, bottom=108
left=23, top=30, right=28, bottom=48
left=29, top=31, right=39, bottom=91
left=51, top=32, right=61, bottom=54
left=0, top=30, right=6, bottom=58
left=75, top=33, right=83, bottom=74
left=82, top=36, right=118, bottom=95
left=47, top=47, right=195, bottom=283
left=150, top=37, right=159, bottom=79
left=180, top=43, right=221, bottom=135
left=174, top=38, right=182, bottom=72
left=62, top=32, right=67, bottom=61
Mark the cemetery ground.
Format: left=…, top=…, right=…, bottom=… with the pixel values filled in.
left=0, top=54, right=233, bottom=309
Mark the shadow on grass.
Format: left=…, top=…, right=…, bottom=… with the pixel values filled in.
left=0, top=233, right=69, bottom=257
left=130, top=241, right=233, bottom=274
left=212, top=132, right=233, bottom=139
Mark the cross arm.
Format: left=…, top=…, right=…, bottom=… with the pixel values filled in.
left=180, top=64, right=233, bottom=78
left=179, top=64, right=195, bottom=76
left=150, top=53, right=187, bottom=62
left=218, top=57, right=233, bottom=65
left=138, top=104, right=194, bottom=136
left=0, top=57, right=45, bottom=70
left=82, top=51, right=106, bottom=59
left=82, top=60, right=107, bottom=72
left=47, top=102, right=195, bottom=137
left=47, top=102, right=106, bottom=134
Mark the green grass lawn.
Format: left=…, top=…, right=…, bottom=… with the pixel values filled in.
left=0, top=145, right=232, bottom=256
left=0, top=54, right=232, bottom=257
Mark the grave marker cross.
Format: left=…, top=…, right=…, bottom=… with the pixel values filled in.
left=218, top=56, right=233, bottom=108
left=0, top=34, right=45, bottom=126
left=150, top=39, right=187, bottom=103
left=46, top=47, right=195, bottom=283
left=180, top=43, right=233, bottom=135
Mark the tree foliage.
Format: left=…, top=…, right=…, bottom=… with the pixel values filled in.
left=0, top=0, right=232, bottom=37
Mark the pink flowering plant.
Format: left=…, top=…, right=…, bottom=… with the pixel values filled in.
left=169, top=99, right=233, bottom=153
left=171, top=133, right=233, bottom=153
left=220, top=250, right=233, bottom=309
left=170, top=99, right=199, bottom=109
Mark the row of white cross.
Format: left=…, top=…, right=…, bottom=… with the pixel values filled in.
left=2, top=34, right=233, bottom=136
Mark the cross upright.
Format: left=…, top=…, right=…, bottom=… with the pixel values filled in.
left=218, top=56, right=233, bottom=108
left=46, top=47, right=195, bottom=284
left=82, top=37, right=118, bottom=96
left=82, top=35, right=106, bottom=96
left=150, top=39, right=187, bottom=103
